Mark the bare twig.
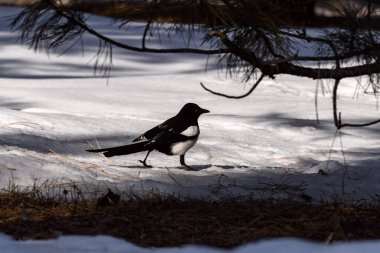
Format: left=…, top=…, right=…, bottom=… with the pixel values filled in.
left=200, top=74, right=265, bottom=99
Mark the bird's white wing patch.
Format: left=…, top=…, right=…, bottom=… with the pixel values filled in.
left=180, top=125, right=199, bottom=137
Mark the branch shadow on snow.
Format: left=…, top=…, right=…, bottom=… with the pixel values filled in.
left=0, top=132, right=214, bottom=171
left=255, top=112, right=333, bottom=131
left=1, top=127, right=380, bottom=202
left=255, top=113, right=380, bottom=172
left=0, top=133, right=135, bottom=155
left=2, top=111, right=380, bottom=172
left=0, top=58, right=132, bottom=80
left=258, top=112, right=380, bottom=136
left=0, top=98, right=34, bottom=111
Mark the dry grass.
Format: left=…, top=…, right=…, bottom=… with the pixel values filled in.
left=0, top=187, right=380, bottom=248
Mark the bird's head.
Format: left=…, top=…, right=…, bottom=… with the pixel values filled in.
left=178, top=103, right=210, bottom=118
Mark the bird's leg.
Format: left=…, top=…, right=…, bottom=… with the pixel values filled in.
left=180, top=155, right=195, bottom=171
left=139, top=150, right=152, bottom=168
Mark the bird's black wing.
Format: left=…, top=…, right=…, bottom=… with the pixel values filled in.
left=132, top=116, right=177, bottom=142
left=153, top=130, right=196, bottom=144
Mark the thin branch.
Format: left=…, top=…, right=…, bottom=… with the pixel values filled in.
left=210, top=30, right=380, bottom=80
left=59, top=11, right=226, bottom=55
left=142, top=19, right=152, bottom=49
left=332, top=78, right=342, bottom=129
left=332, top=78, right=380, bottom=128
left=340, top=118, right=380, bottom=128
left=263, top=48, right=380, bottom=64
left=279, top=30, right=379, bottom=61
left=200, top=73, right=265, bottom=99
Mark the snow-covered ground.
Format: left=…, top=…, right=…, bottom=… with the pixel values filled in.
left=1, top=6, right=380, bottom=252
left=1, top=7, right=380, bottom=203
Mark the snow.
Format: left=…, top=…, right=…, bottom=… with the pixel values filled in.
left=0, top=233, right=380, bottom=253
left=1, top=6, right=380, bottom=252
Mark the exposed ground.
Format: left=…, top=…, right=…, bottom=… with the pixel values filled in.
left=0, top=190, right=380, bottom=248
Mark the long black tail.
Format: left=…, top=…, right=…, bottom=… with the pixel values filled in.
left=86, top=140, right=151, bottom=157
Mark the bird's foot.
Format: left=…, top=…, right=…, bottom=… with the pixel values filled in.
left=138, top=160, right=152, bottom=168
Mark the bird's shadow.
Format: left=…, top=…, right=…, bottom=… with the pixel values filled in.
left=109, top=164, right=251, bottom=171
left=185, top=164, right=213, bottom=171
left=110, top=164, right=213, bottom=171
left=214, top=165, right=250, bottom=170
left=110, top=165, right=151, bottom=169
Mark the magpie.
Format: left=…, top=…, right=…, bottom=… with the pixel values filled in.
left=87, top=103, right=209, bottom=170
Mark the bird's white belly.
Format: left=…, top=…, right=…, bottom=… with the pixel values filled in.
left=170, top=138, right=198, bottom=155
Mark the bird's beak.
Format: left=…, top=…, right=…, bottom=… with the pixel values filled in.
left=200, top=108, right=210, bottom=114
